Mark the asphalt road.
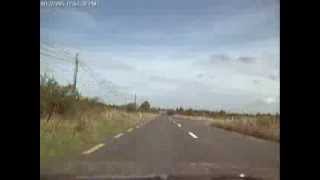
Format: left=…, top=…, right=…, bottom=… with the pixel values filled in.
left=41, top=115, right=279, bottom=180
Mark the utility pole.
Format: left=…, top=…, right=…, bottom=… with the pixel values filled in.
left=73, top=53, right=79, bottom=94
left=134, top=93, right=137, bottom=111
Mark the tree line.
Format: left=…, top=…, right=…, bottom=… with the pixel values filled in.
left=171, top=106, right=279, bottom=119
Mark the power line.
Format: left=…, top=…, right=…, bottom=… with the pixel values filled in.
left=40, top=42, right=75, bottom=65
left=78, top=62, right=119, bottom=92
left=40, top=51, right=73, bottom=63
left=78, top=61, right=131, bottom=101
left=40, top=42, right=74, bottom=57
left=40, top=43, right=132, bottom=103
left=40, top=45, right=72, bottom=56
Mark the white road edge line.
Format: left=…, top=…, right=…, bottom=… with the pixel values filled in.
left=188, top=131, right=198, bottom=139
left=127, top=128, right=133, bottom=133
left=82, top=143, right=105, bottom=155
left=114, top=133, right=124, bottom=139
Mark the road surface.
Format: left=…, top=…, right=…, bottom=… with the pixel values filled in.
left=41, top=115, right=279, bottom=180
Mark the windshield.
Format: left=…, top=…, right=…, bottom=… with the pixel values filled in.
left=40, top=1, right=279, bottom=180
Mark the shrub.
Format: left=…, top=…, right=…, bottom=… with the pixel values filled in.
left=139, top=101, right=151, bottom=112
left=40, top=74, right=104, bottom=121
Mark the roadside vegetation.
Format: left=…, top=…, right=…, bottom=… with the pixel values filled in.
left=173, top=107, right=279, bottom=142
left=40, top=74, right=158, bottom=164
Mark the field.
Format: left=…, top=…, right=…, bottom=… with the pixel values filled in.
left=174, top=114, right=279, bottom=142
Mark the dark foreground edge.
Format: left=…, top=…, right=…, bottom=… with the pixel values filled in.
left=40, top=174, right=263, bottom=180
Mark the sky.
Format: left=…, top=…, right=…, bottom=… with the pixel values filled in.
left=40, top=0, right=280, bottom=113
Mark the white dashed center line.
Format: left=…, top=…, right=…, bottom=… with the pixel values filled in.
left=114, top=133, right=124, bottom=139
left=82, top=143, right=105, bottom=155
left=188, top=131, right=198, bottom=139
left=239, top=173, right=246, bottom=178
left=170, top=119, right=196, bottom=139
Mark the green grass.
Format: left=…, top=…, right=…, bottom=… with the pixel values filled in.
left=40, top=109, right=157, bottom=165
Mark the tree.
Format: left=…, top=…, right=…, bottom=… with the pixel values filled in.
left=176, top=106, right=184, bottom=112
left=219, top=110, right=226, bottom=115
left=139, top=101, right=151, bottom=112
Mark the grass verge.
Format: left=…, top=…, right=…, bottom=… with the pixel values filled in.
left=174, top=114, right=279, bottom=142
left=40, top=109, right=157, bottom=165
left=211, top=118, right=279, bottom=142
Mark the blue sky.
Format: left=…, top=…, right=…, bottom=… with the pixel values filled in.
left=40, top=0, right=279, bottom=113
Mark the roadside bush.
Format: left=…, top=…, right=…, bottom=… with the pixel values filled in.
left=138, top=101, right=151, bottom=112
left=40, top=74, right=104, bottom=121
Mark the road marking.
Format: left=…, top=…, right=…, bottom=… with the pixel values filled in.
left=127, top=128, right=133, bottom=133
left=114, top=133, right=124, bottom=139
left=188, top=131, right=198, bottom=139
left=239, top=173, right=246, bottom=178
left=82, top=143, right=104, bottom=155
left=177, top=123, right=182, bottom=127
